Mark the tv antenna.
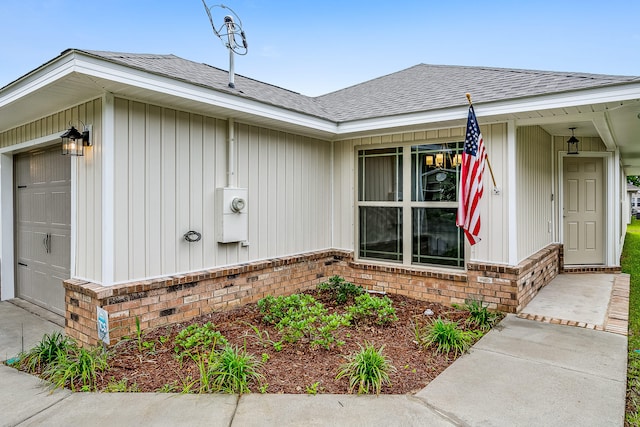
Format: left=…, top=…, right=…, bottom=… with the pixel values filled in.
left=201, top=1, right=248, bottom=88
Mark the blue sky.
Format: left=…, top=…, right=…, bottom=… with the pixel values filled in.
left=1, top=1, right=638, bottom=96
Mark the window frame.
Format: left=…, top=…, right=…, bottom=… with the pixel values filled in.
left=355, top=139, right=468, bottom=270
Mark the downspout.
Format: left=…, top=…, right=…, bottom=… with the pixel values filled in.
left=228, top=118, right=236, bottom=187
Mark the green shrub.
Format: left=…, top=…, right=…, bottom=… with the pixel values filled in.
left=258, top=294, right=350, bottom=349
left=336, top=342, right=395, bottom=395
left=174, top=322, right=228, bottom=361
left=417, top=318, right=478, bottom=356
left=463, top=298, right=499, bottom=331
left=317, top=275, right=364, bottom=304
left=347, top=294, right=398, bottom=325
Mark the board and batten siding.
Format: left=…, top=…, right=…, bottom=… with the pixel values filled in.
left=111, top=98, right=332, bottom=284
left=516, top=126, right=553, bottom=261
left=0, top=99, right=103, bottom=283
left=333, top=123, right=510, bottom=266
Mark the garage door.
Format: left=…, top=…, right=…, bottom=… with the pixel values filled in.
left=15, top=146, right=71, bottom=316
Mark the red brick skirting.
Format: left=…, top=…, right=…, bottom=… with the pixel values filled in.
left=64, top=245, right=562, bottom=346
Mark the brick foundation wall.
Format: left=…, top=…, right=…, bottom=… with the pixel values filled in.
left=64, top=244, right=562, bottom=347
left=467, top=244, right=561, bottom=312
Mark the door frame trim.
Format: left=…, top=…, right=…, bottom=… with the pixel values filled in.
left=0, top=133, right=72, bottom=303
left=557, top=151, right=615, bottom=266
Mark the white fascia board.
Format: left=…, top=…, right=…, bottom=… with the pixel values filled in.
left=336, top=108, right=468, bottom=135
left=71, top=55, right=338, bottom=135
left=338, top=84, right=640, bottom=136
left=0, top=54, right=77, bottom=109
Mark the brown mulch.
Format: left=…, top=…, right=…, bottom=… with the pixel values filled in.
left=95, top=291, right=487, bottom=395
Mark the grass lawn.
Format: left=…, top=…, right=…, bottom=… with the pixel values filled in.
left=622, top=219, right=640, bottom=426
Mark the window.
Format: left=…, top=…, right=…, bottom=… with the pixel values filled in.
left=357, top=143, right=465, bottom=268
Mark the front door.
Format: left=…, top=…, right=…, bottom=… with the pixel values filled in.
left=563, top=157, right=604, bottom=265
left=14, top=146, right=71, bottom=315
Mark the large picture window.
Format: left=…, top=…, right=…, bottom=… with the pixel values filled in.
left=357, top=143, right=465, bottom=268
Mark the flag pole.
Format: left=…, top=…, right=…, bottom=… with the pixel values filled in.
left=465, top=93, right=497, bottom=189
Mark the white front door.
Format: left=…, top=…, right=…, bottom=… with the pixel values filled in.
left=14, top=146, right=71, bottom=315
left=563, top=157, right=604, bottom=265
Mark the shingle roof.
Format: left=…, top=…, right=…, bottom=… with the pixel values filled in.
left=80, top=50, right=333, bottom=120
left=316, top=64, right=640, bottom=121
left=80, top=50, right=640, bottom=123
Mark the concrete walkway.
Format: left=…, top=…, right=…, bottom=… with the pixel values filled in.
left=0, top=273, right=629, bottom=426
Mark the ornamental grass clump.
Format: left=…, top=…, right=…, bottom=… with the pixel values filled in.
left=18, top=332, right=108, bottom=392
left=416, top=318, right=477, bottom=356
left=336, top=341, right=395, bottom=395
left=212, top=345, right=264, bottom=394
left=18, top=331, right=75, bottom=373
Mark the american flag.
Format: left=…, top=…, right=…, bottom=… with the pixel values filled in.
left=457, top=104, right=487, bottom=245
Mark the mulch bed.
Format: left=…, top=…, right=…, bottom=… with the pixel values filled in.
left=95, top=290, right=488, bottom=395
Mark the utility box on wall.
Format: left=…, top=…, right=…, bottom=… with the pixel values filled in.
left=215, top=187, right=248, bottom=243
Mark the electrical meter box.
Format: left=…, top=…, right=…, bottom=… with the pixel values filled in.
left=215, top=187, right=248, bottom=243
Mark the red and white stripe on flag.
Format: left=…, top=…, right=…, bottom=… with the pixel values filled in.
left=457, top=104, right=487, bottom=245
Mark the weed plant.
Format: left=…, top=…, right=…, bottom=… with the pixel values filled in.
left=317, top=275, right=364, bottom=304
left=336, top=342, right=395, bottom=395
left=463, top=298, right=499, bottom=331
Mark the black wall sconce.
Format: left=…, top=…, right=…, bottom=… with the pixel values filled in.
left=567, top=127, right=579, bottom=155
left=61, top=124, right=91, bottom=156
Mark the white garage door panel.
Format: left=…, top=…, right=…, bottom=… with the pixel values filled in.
left=15, top=146, right=70, bottom=316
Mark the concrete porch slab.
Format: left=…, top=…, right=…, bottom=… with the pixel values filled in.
left=517, top=273, right=629, bottom=335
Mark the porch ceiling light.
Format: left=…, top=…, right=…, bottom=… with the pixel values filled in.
left=61, top=124, right=91, bottom=156
left=567, top=127, right=579, bottom=155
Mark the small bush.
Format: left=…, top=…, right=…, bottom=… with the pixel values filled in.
left=336, top=342, right=395, bottom=395
left=347, top=294, right=398, bottom=325
left=174, top=322, right=228, bottom=360
left=417, top=318, right=477, bottom=356
left=317, top=275, right=364, bottom=304
left=258, top=294, right=350, bottom=349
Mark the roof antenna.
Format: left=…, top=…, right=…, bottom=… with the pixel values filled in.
left=201, top=1, right=248, bottom=89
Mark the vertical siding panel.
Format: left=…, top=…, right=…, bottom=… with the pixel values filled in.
left=161, top=109, right=177, bottom=275
left=214, top=119, right=228, bottom=264
left=517, top=125, right=553, bottom=260
left=285, top=134, right=295, bottom=251
left=146, top=105, right=162, bottom=276
left=202, top=117, right=219, bottom=266
left=175, top=111, right=191, bottom=272
left=235, top=121, right=250, bottom=263
left=257, top=128, right=269, bottom=256
left=246, top=125, right=260, bottom=261
left=113, top=98, right=130, bottom=281
left=129, top=102, right=146, bottom=279
left=92, top=98, right=103, bottom=279
left=189, top=114, right=204, bottom=269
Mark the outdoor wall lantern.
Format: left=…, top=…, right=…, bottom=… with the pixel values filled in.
left=567, top=127, right=579, bottom=155
left=61, top=124, right=91, bottom=156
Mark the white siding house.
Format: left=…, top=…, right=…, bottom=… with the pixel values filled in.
left=1, top=49, right=639, bottom=344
